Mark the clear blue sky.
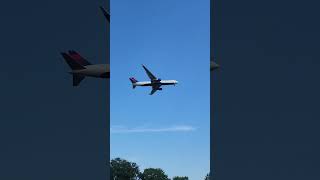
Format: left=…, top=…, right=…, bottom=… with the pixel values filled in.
left=110, top=0, right=210, bottom=179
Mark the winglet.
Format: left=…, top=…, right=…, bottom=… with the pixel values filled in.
left=100, top=6, right=110, bottom=22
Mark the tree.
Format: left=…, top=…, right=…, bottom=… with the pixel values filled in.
left=139, top=168, right=170, bottom=180
left=173, top=176, right=189, bottom=180
left=110, top=157, right=140, bottom=180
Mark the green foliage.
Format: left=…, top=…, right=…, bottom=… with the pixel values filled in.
left=139, top=168, right=170, bottom=180
left=110, top=157, right=140, bottom=180
left=172, top=176, right=189, bottom=180
left=110, top=157, right=207, bottom=180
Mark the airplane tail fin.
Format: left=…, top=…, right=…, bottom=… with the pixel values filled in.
left=129, top=77, right=138, bottom=89
left=68, top=50, right=92, bottom=66
left=61, top=52, right=86, bottom=70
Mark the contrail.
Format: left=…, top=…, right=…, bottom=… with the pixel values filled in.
left=111, top=125, right=197, bottom=134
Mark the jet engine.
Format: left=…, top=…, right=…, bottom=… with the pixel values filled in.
left=153, top=78, right=162, bottom=83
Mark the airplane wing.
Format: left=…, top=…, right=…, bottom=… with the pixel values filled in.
left=150, top=84, right=161, bottom=95
left=100, top=6, right=110, bottom=22
left=142, top=65, right=157, bottom=81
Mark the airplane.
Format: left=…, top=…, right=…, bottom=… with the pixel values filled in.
left=61, top=6, right=110, bottom=86
left=100, top=6, right=110, bottom=22
left=61, top=50, right=110, bottom=86
left=129, top=65, right=178, bottom=95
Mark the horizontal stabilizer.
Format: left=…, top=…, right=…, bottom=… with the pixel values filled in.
left=73, top=74, right=85, bottom=86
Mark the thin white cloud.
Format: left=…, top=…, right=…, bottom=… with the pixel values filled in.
left=111, top=125, right=196, bottom=134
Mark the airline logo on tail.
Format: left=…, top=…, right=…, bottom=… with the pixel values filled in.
left=129, top=77, right=138, bottom=83
left=61, top=52, right=86, bottom=70
left=68, top=50, right=92, bottom=66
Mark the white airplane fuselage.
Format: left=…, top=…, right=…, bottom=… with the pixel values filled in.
left=70, top=64, right=109, bottom=78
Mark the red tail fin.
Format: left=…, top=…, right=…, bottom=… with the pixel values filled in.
left=129, top=77, right=138, bottom=89
left=129, top=77, right=138, bottom=83
left=61, top=52, right=85, bottom=70
left=68, top=50, right=92, bottom=66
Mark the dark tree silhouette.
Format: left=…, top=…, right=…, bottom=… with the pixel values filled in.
left=110, top=157, right=140, bottom=180
left=139, top=168, right=170, bottom=180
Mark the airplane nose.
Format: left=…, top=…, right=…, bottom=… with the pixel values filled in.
left=175, top=81, right=178, bottom=84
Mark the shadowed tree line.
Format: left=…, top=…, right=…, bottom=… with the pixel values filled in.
left=109, top=157, right=210, bottom=180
